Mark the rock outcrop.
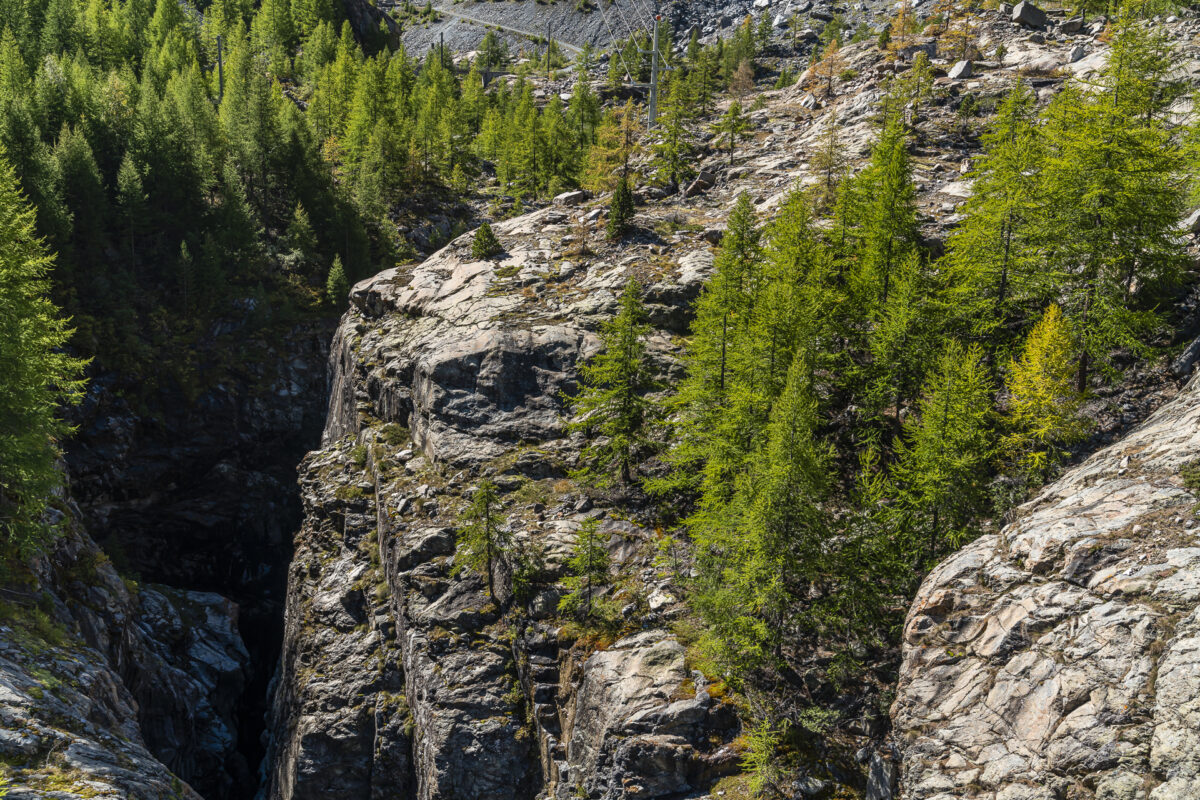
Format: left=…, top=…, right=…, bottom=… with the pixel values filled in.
left=265, top=207, right=740, bottom=800
left=0, top=507, right=249, bottom=799
left=893, top=373, right=1200, bottom=798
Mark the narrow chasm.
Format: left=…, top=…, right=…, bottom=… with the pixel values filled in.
left=64, top=320, right=335, bottom=800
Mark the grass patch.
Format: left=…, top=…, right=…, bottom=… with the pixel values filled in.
left=334, top=484, right=370, bottom=501
left=495, top=264, right=521, bottom=279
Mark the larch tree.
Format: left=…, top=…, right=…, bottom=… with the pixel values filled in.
left=1002, top=304, right=1088, bottom=480
left=856, top=113, right=917, bottom=306
left=558, top=517, right=611, bottom=619
left=812, top=38, right=847, bottom=97
left=0, top=153, right=87, bottom=554
left=809, top=112, right=848, bottom=212
left=606, top=175, right=634, bottom=240
left=1037, top=13, right=1186, bottom=391
left=650, top=77, right=695, bottom=188
left=456, top=479, right=512, bottom=603
left=945, top=80, right=1045, bottom=356
left=566, top=276, right=656, bottom=486
left=711, top=99, right=751, bottom=165
left=326, top=254, right=349, bottom=305
left=892, top=341, right=994, bottom=560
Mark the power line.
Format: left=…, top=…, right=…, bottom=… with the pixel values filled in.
left=597, top=0, right=640, bottom=81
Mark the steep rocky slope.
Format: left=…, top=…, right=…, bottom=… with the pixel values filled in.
left=9, top=5, right=1196, bottom=800
left=269, top=8, right=1200, bottom=798
left=893, top=370, right=1200, bottom=799
left=0, top=509, right=248, bottom=799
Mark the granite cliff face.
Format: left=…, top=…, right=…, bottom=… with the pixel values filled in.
left=264, top=206, right=742, bottom=800
left=893, top=371, right=1200, bottom=799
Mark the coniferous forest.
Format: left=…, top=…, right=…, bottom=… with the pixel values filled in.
left=1, top=0, right=1200, bottom=794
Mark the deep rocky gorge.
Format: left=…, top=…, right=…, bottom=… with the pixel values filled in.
left=0, top=509, right=249, bottom=800
left=10, top=4, right=1200, bottom=798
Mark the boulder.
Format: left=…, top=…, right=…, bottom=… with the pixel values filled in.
left=562, top=632, right=737, bottom=798
left=1059, top=15, right=1084, bottom=33
left=1011, top=0, right=1047, bottom=28
left=553, top=189, right=589, bottom=206
left=948, top=59, right=973, bottom=79
left=1184, top=207, right=1200, bottom=234
left=897, top=38, right=937, bottom=62
left=683, top=170, right=717, bottom=198
left=1067, top=44, right=1087, bottom=63
left=1171, top=335, right=1200, bottom=378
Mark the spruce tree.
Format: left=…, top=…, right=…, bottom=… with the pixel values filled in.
left=606, top=175, right=634, bottom=240
left=471, top=221, right=502, bottom=259
left=456, top=479, right=511, bottom=603
left=566, top=276, right=656, bottom=485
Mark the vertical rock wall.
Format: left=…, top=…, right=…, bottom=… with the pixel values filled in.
left=265, top=210, right=740, bottom=800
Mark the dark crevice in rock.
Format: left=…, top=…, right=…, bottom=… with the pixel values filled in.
left=64, top=320, right=336, bottom=800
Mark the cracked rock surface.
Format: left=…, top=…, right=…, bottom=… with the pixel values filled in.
left=894, top=372, right=1200, bottom=799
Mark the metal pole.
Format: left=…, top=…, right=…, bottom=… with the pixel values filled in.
left=217, top=35, right=224, bottom=103
left=648, top=12, right=660, bottom=128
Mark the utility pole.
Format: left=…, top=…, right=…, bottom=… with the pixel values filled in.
left=648, top=16, right=660, bottom=128
left=641, top=4, right=669, bottom=129
left=216, top=35, right=225, bottom=103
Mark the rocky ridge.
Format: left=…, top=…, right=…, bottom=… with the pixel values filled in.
left=893, top=370, right=1200, bottom=799
left=263, top=203, right=742, bottom=799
